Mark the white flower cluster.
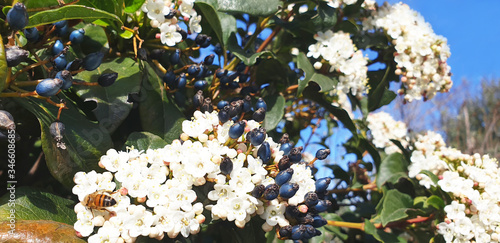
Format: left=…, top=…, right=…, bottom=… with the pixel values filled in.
left=325, top=0, right=375, bottom=9
left=73, top=110, right=319, bottom=242
left=307, top=30, right=368, bottom=96
left=366, top=111, right=408, bottom=154
left=141, top=0, right=202, bottom=46
left=407, top=131, right=500, bottom=242
left=363, top=2, right=452, bottom=101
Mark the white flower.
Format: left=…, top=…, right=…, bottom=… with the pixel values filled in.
left=189, top=14, right=202, bottom=33
left=144, top=0, right=170, bottom=23
left=87, top=221, right=120, bottom=243
left=100, top=149, right=129, bottom=172
left=444, top=201, right=466, bottom=220
left=72, top=171, right=99, bottom=201
left=124, top=205, right=155, bottom=237
left=260, top=200, right=288, bottom=226
left=159, top=23, right=182, bottom=46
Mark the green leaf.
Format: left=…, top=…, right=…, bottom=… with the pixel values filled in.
left=218, top=11, right=237, bottom=47
left=76, top=23, right=109, bottom=54
left=74, top=57, right=141, bottom=133
left=322, top=213, right=349, bottom=241
left=27, top=5, right=123, bottom=28
left=379, top=189, right=413, bottom=226
left=0, top=187, right=76, bottom=224
left=364, top=219, right=405, bottom=243
left=123, top=132, right=168, bottom=151
left=419, top=170, right=440, bottom=186
left=325, top=164, right=350, bottom=183
left=311, top=2, right=337, bottom=31
left=14, top=95, right=113, bottom=187
left=227, top=33, right=273, bottom=65
left=0, top=34, right=7, bottom=92
left=263, top=95, right=285, bottom=131
left=0, top=220, right=85, bottom=242
left=368, top=68, right=395, bottom=111
left=296, top=52, right=337, bottom=95
left=376, top=153, right=407, bottom=188
left=16, top=0, right=60, bottom=10
left=195, top=2, right=224, bottom=46
left=359, top=138, right=381, bottom=171
left=216, top=0, right=280, bottom=16
left=138, top=61, right=184, bottom=143
left=78, top=0, right=124, bottom=18
left=424, top=195, right=445, bottom=210
left=124, top=0, right=146, bottom=13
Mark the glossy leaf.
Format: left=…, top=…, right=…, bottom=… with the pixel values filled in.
left=263, top=95, right=285, bottom=131
left=379, top=189, right=413, bottom=226
left=15, top=0, right=60, bottom=10
left=123, top=132, right=168, bottom=151
left=311, top=2, right=337, bottom=31
left=424, top=195, right=445, bottom=210
left=0, top=220, right=85, bottom=243
left=419, top=170, right=440, bottom=186
left=124, top=0, right=146, bottom=13
left=78, top=0, right=124, bottom=18
left=14, top=95, right=113, bottom=187
left=74, top=57, right=141, bottom=133
left=195, top=2, right=224, bottom=46
left=364, top=219, right=405, bottom=243
left=138, top=61, right=184, bottom=143
left=0, top=187, right=76, bottom=224
left=376, top=152, right=407, bottom=188
left=228, top=33, right=273, bottom=66
left=296, top=52, right=337, bottom=95
left=0, top=34, right=7, bottom=92
left=27, top=5, right=122, bottom=28
left=77, top=23, right=109, bottom=54
left=216, top=0, right=280, bottom=16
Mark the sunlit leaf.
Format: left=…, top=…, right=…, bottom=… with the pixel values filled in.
left=228, top=33, right=273, bottom=66
left=376, top=152, right=407, bottom=188
left=379, top=189, right=413, bottom=226
left=124, top=0, right=146, bottom=13
left=364, top=219, right=405, bottom=243
left=296, top=52, right=337, bottom=95
left=0, top=34, right=7, bottom=92
left=0, top=187, right=76, bottom=224
left=27, top=5, right=122, bottom=28
left=74, top=57, right=141, bottom=133
left=263, top=95, right=285, bottom=131
left=216, top=0, right=280, bottom=16
left=123, top=132, right=168, bottom=151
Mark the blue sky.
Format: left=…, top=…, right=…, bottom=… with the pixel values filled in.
left=382, top=0, right=500, bottom=87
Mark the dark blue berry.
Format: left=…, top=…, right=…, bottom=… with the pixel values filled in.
left=257, top=141, right=271, bottom=163
left=56, top=23, right=69, bottom=37
left=165, top=9, right=177, bottom=19
left=137, top=48, right=148, bottom=61
left=194, top=80, right=207, bottom=90
left=314, top=200, right=331, bottom=212
left=303, top=225, right=317, bottom=239
left=200, top=36, right=212, bottom=48
left=217, top=100, right=229, bottom=110
left=170, top=49, right=180, bottom=64
left=228, top=100, right=243, bottom=117
left=279, top=182, right=299, bottom=199
left=7, top=3, right=28, bottom=31
left=150, top=49, right=165, bottom=60
left=83, top=52, right=104, bottom=71
left=280, top=142, right=293, bottom=156
left=249, top=128, right=266, bottom=146
left=65, top=58, right=82, bottom=71
left=176, top=73, right=187, bottom=89
left=214, top=43, right=223, bottom=55
left=312, top=215, right=327, bottom=228
left=204, top=54, right=215, bottom=65
left=291, top=225, right=306, bottom=240
left=196, top=64, right=207, bottom=78
left=36, top=78, right=63, bottom=97
left=54, top=54, right=67, bottom=70
left=216, top=69, right=226, bottom=78
left=201, top=98, right=213, bottom=113
left=275, top=168, right=293, bottom=186
left=278, top=156, right=291, bottom=171
left=220, top=157, right=233, bottom=175
left=252, top=108, right=266, bottom=122
left=304, top=192, right=319, bottom=207
left=163, top=70, right=176, bottom=89
left=69, top=28, right=85, bottom=44
left=256, top=97, right=267, bottom=111
left=174, top=91, right=186, bottom=107
left=251, top=184, right=265, bottom=198
left=262, top=184, right=279, bottom=200
left=239, top=73, right=249, bottom=83
left=55, top=70, right=73, bottom=90
left=229, top=121, right=245, bottom=139
left=177, top=28, right=187, bottom=40
left=53, top=20, right=67, bottom=29
left=24, top=27, right=39, bottom=42
left=195, top=34, right=208, bottom=45
left=228, top=81, right=239, bottom=89
left=193, top=90, right=204, bottom=108
left=288, top=147, right=303, bottom=163
left=315, top=149, right=330, bottom=160
left=52, top=40, right=64, bottom=55
left=218, top=107, right=230, bottom=123
left=279, top=225, right=292, bottom=239
left=242, top=95, right=252, bottom=112
left=98, top=72, right=118, bottom=87
left=187, top=65, right=200, bottom=76
left=315, top=177, right=331, bottom=193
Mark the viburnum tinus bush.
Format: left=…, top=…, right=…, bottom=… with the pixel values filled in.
left=0, top=0, right=494, bottom=243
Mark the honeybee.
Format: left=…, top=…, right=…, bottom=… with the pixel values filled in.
left=82, top=190, right=118, bottom=214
